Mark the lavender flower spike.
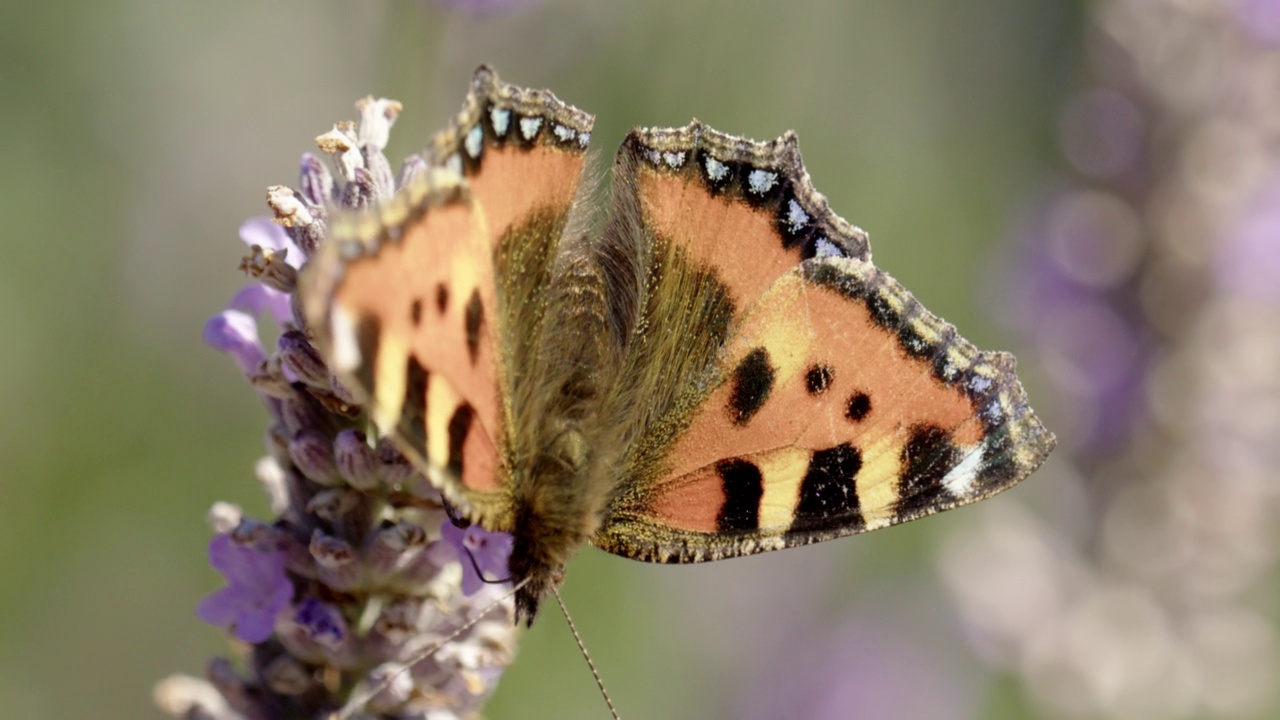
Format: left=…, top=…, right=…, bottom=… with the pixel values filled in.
left=162, top=94, right=518, bottom=720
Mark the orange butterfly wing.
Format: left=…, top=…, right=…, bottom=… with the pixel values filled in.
left=300, top=67, right=594, bottom=528
left=593, top=125, right=1054, bottom=562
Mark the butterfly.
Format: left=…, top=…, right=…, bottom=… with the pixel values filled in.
left=299, top=65, right=1056, bottom=625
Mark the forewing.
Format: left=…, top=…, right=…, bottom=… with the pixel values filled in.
left=427, top=65, right=596, bottom=431
left=299, top=174, right=512, bottom=525
left=299, top=66, right=595, bottom=530
left=593, top=125, right=1054, bottom=562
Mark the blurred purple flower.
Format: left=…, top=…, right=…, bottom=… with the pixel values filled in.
left=196, top=534, right=292, bottom=643
left=441, top=522, right=513, bottom=595
left=203, top=310, right=266, bottom=374
left=949, top=5, right=1280, bottom=719
left=737, top=614, right=978, bottom=720
left=1001, top=186, right=1149, bottom=450
left=1218, top=172, right=1280, bottom=305
left=1059, top=88, right=1145, bottom=182
left=1237, top=0, right=1280, bottom=45
left=431, top=0, right=540, bottom=14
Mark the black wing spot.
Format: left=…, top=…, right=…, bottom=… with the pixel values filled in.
left=792, top=444, right=864, bottom=533
left=846, top=392, right=872, bottom=422
left=401, top=357, right=429, bottom=451
left=435, top=283, right=449, bottom=314
left=715, top=459, right=764, bottom=532
left=464, top=288, right=484, bottom=364
left=897, top=424, right=960, bottom=515
left=805, top=364, right=833, bottom=395
left=727, top=347, right=775, bottom=425
left=410, top=298, right=423, bottom=326
left=446, top=403, right=475, bottom=479
left=351, top=314, right=381, bottom=396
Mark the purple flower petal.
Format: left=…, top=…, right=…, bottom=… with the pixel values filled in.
left=195, top=587, right=241, bottom=626
left=1219, top=172, right=1280, bottom=304
left=441, top=522, right=513, bottom=595
left=229, top=284, right=293, bottom=327
left=239, top=217, right=303, bottom=269
left=738, top=614, right=978, bottom=720
left=203, top=310, right=266, bottom=374
left=197, top=535, right=292, bottom=643
left=235, top=605, right=280, bottom=644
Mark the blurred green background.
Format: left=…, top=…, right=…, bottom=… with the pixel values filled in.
left=6, top=1, right=1275, bottom=719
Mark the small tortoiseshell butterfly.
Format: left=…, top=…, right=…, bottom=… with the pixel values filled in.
left=299, top=66, right=1056, bottom=624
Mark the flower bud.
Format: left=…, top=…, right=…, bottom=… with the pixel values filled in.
left=334, top=429, right=380, bottom=490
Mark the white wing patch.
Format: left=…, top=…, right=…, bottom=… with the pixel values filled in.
left=942, top=443, right=985, bottom=496
left=329, top=305, right=362, bottom=375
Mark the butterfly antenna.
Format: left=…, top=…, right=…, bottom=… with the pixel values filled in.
left=330, top=577, right=530, bottom=720
left=552, top=586, right=622, bottom=720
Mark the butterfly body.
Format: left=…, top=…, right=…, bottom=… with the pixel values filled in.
left=300, top=66, right=1055, bottom=624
